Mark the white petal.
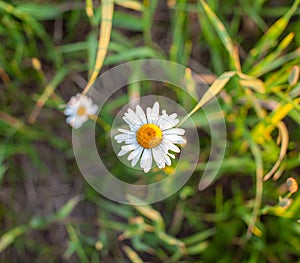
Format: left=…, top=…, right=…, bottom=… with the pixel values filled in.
left=152, top=146, right=166, bottom=169
left=127, top=145, right=142, bottom=161
left=127, top=108, right=138, bottom=119
left=118, top=149, right=128, bottom=156
left=140, top=149, right=152, bottom=173
left=164, top=154, right=171, bottom=166
left=147, top=102, right=159, bottom=124
left=135, top=105, right=147, bottom=124
left=118, top=144, right=139, bottom=156
left=164, top=134, right=186, bottom=144
left=159, top=116, right=179, bottom=130
left=131, top=147, right=143, bottom=167
left=114, top=133, right=131, bottom=142
left=163, top=128, right=185, bottom=136
left=89, top=104, right=98, bottom=115
left=73, top=116, right=88, bottom=129
left=123, top=138, right=138, bottom=145
left=123, top=116, right=140, bottom=131
left=115, top=134, right=136, bottom=144
left=152, top=102, right=159, bottom=116
left=72, top=121, right=83, bottom=129
left=124, top=109, right=143, bottom=127
left=168, top=112, right=178, bottom=119
left=117, top=128, right=134, bottom=134
left=161, top=140, right=180, bottom=153
left=122, top=116, right=135, bottom=127
left=66, top=116, right=74, bottom=124
left=167, top=152, right=175, bottom=159
left=64, top=107, right=75, bottom=116
left=146, top=107, right=152, bottom=122
left=64, top=94, right=98, bottom=129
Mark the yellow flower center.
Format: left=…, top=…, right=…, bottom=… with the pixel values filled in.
left=77, top=106, right=87, bottom=116
left=136, top=124, right=163, bottom=149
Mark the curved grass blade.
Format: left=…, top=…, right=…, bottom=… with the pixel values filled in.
left=82, top=0, right=114, bottom=95
left=288, top=65, right=300, bottom=86
left=264, top=121, right=289, bottom=181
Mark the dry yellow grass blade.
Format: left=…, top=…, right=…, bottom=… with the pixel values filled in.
left=28, top=68, right=71, bottom=124
left=127, top=195, right=165, bottom=228
left=82, top=0, right=114, bottom=95
left=0, top=67, right=10, bottom=83
left=179, top=71, right=236, bottom=126
left=122, top=245, right=143, bottom=263
left=237, top=72, right=265, bottom=93
left=264, top=121, right=289, bottom=181
left=85, top=0, right=94, bottom=18
left=287, top=177, right=298, bottom=194
left=288, top=65, right=300, bottom=86
left=0, top=111, right=24, bottom=131
left=272, top=163, right=286, bottom=181
left=252, top=98, right=300, bottom=144
left=114, top=0, right=142, bottom=11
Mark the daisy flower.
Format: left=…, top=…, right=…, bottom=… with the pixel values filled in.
left=64, top=93, right=98, bottom=129
left=114, top=102, right=187, bottom=173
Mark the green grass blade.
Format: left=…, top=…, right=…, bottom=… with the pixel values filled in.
left=16, top=3, right=63, bottom=20
left=244, top=0, right=300, bottom=69
left=0, top=225, right=30, bottom=253
left=142, top=0, right=158, bottom=45
left=248, top=32, right=295, bottom=76
left=104, top=47, right=159, bottom=65
left=66, top=225, right=89, bottom=263
left=199, top=0, right=241, bottom=71
left=251, top=48, right=300, bottom=78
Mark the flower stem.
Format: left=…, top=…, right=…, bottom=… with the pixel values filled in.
left=89, top=114, right=110, bottom=131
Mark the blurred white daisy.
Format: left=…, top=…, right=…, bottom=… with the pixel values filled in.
left=64, top=93, right=98, bottom=129
left=114, top=102, right=186, bottom=173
